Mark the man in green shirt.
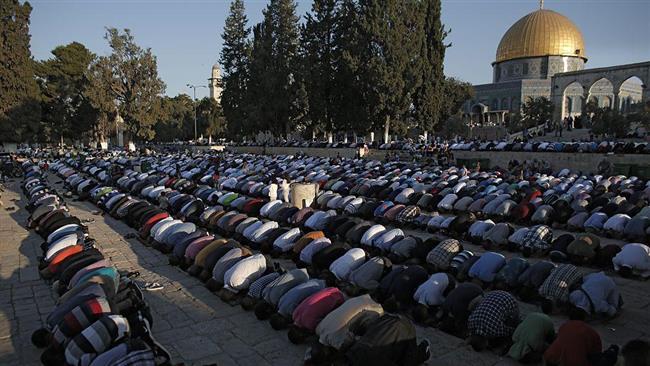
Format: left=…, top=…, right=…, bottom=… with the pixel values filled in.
left=508, top=312, right=555, bottom=363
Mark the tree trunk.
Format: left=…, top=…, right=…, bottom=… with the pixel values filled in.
left=343, top=133, right=348, bottom=143
left=383, top=115, right=390, bottom=144
left=423, top=130, right=428, bottom=142
left=327, top=131, right=333, bottom=143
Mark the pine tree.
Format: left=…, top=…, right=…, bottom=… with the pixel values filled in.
left=220, top=0, right=250, bottom=138
left=331, top=0, right=367, bottom=138
left=245, top=0, right=301, bottom=139
left=245, top=21, right=274, bottom=135
left=358, top=0, right=424, bottom=143
left=270, top=0, right=301, bottom=136
left=0, top=0, right=41, bottom=142
left=413, top=0, right=448, bottom=138
left=301, top=0, right=338, bottom=140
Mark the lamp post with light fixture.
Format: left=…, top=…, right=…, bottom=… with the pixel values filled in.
left=186, top=83, right=207, bottom=142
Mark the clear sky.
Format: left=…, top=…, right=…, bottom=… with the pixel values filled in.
left=28, top=0, right=650, bottom=99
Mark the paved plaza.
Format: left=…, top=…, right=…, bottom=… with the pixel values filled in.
left=1, top=177, right=649, bottom=366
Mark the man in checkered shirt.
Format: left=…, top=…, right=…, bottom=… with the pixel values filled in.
left=538, top=264, right=584, bottom=314
left=425, top=239, right=461, bottom=272
left=467, top=290, right=520, bottom=352
left=521, top=225, right=553, bottom=256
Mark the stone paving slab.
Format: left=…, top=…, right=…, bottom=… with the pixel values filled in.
left=2, top=177, right=647, bottom=365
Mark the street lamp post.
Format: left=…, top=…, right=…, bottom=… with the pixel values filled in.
left=186, top=84, right=207, bottom=142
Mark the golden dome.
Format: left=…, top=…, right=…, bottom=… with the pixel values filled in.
left=495, top=9, right=586, bottom=63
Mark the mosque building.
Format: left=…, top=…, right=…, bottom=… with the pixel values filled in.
left=462, top=1, right=649, bottom=126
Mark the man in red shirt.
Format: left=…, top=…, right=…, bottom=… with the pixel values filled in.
left=544, top=310, right=602, bottom=366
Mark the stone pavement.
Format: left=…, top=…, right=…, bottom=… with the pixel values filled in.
left=1, top=177, right=648, bottom=365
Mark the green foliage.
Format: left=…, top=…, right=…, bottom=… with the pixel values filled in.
left=330, top=0, right=366, bottom=135
left=440, top=113, right=469, bottom=138
left=440, top=77, right=474, bottom=125
left=244, top=0, right=302, bottom=137
left=591, top=108, right=631, bottom=138
left=505, top=97, right=552, bottom=134
left=36, top=42, right=97, bottom=142
left=217, top=0, right=450, bottom=141
left=220, top=0, right=250, bottom=138
left=154, top=95, right=225, bottom=142
left=506, top=112, right=528, bottom=133
left=196, top=97, right=226, bottom=138
left=300, top=0, right=338, bottom=134
left=584, top=99, right=599, bottom=116
left=245, top=22, right=273, bottom=135
left=0, top=0, right=41, bottom=142
left=155, top=94, right=194, bottom=141
left=358, top=0, right=425, bottom=142
left=521, top=96, right=554, bottom=127
left=625, top=100, right=650, bottom=127
left=413, top=0, right=448, bottom=132
left=86, top=28, right=166, bottom=141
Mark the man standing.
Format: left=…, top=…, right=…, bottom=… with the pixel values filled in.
left=268, top=180, right=278, bottom=202
left=281, top=177, right=290, bottom=203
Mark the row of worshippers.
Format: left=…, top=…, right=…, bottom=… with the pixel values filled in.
left=54, top=160, right=434, bottom=365
left=49, top=152, right=648, bottom=364
left=20, top=161, right=172, bottom=366
left=68, top=150, right=650, bottom=270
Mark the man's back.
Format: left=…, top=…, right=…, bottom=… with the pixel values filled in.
left=544, top=320, right=601, bottom=366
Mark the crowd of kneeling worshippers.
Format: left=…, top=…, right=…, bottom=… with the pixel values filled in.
left=21, top=149, right=650, bottom=366
left=20, top=162, right=173, bottom=366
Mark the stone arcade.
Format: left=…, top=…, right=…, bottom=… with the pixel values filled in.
left=462, top=3, right=648, bottom=126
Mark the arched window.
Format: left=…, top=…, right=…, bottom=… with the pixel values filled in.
left=492, top=98, right=499, bottom=110
left=501, top=98, right=509, bottom=110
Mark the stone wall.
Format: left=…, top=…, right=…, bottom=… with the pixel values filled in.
left=453, top=150, right=650, bottom=176
left=226, top=145, right=650, bottom=177
left=227, top=145, right=361, bottom=159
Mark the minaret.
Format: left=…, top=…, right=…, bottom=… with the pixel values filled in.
left=208, top=63, right=223, bottom=103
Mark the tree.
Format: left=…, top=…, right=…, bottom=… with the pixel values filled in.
left=86, top=28, right=165, bottom=141
left=245, top=22, right=274, bottom=136
left=0, top=0, right=41, bottom=142
left=440, top=77, right=473, bottom=127
left=155, top=94, right=194, bottom=141
left=626, top=100, right=650, bottom=127
left=245, top=0, right=301, bottom=138
left=440, top=113, right=469, bottom=138
left=220, top=0, right=250, bottom=137
left=331, top=0, right=367, bottom=137
left=584, top=99, right=599, bottom=116
left=270, top=0, right=302, bottom=136
left=413, top=0, right=448, bottom=136
left=521, top=96, right=554, bottom=127
left=591, top=108, right=630, bottom=138
left=300, top=0, right=338, bottom=139
left=36, top=42, right=97, bottom=143
left=197, top=97, right=226, bottom=138
left=358, top=0, right=424, bottom=143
